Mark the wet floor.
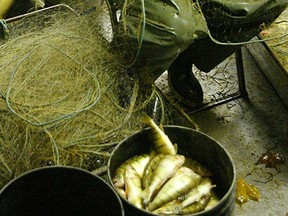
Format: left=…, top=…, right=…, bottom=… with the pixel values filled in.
left=156, top=46, right=288, bottom=216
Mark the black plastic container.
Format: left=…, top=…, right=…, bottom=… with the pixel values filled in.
left=0, top=166, right=124, bottom=216
left=108, top=125, right=236, bottom=216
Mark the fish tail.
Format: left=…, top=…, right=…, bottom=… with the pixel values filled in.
left=141, top=188, right=153, bottom=206
left=140, top=113, right=163, bottom=132
left=139, top=112, right=153, bottom=126
left=173, top=144, right=178, bottom=153
left=152, top=202, right=182, bottom=215
left=0, top=0, right=14, bottom=18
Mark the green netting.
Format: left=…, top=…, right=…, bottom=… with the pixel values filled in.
left=0, top=3, right=164, bottom=189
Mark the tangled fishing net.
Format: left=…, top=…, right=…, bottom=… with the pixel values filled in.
left=0, top=2, right=164, bottom=189
left=260, top=8, right=288, bottom=70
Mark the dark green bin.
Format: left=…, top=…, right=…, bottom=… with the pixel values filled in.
left=0, top=166, right=125, bottom=216
left=108, top=125, right=236, bottom=216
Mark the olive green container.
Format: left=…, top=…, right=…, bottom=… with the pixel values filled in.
left=0, top=166, right=125, bottom=216
left=108, top=125, right=236, bottom=216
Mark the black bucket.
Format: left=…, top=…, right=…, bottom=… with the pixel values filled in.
left=108, top=125, right=236, bottom=216
left=0, top=166, right=125, bottom=216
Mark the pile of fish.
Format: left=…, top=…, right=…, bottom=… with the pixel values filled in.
left=112, top=114, right=219, bottom=215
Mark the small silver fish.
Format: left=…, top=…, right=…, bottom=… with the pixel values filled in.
left=152, top=200, right=182, bottom=215
left=0, top=0, right=13, bottom=18
left=141, top=113, right=177, bottom=155
left=180, top=178, right=215, bottom=208
left=142, top=154, right=165, bottom=189
left=147, top=166, right=201, bottom=212
left=125, top=165, right=143, bottom=209
left=205, top=192, right=219, bottom=211
left=115, top=187, right=127, bottom=199
left=32, top=0, right=45, bottom=8
left=113, top=153, right=151, bottom=188
left=178, top=194, right=211, bottom=215
left=153, top=194, right=212, bottom=215
left=142, top=154, right=185, bottom=205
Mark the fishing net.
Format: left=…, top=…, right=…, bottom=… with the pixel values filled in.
left=260, top=8, right=288, bottom=70
left=0, top=109, right=54, bottom=189
left=0, top=1, right=165, bottom=189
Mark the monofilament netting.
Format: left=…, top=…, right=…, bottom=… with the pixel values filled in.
left=0, top=2, right=164, bottom=189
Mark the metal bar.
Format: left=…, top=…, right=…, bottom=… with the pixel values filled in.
left=183, top=47, right=248, bottom=114
left=187, top=91, right=243, bottom=114
left=235, top=48, right=248, bottom=97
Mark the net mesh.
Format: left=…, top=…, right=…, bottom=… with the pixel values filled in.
left=0, top=1, right=164, bottom=188
left=260, top=8, right=288, bottom=69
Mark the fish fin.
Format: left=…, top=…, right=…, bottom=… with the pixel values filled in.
left=149, top=150, right=157, bottom=157
left=173, top=143, right=178, bottom=154
left=159, top=124, right=164, bottom=131
left=141, top=188, right=151, bottom=205
left=116, top=187, right=127, bottom=199
left=141, top=187, right=157, bottom=206
left=139, top=112, right=152, bottom=125
left=0, top=0, right=14, bottom=18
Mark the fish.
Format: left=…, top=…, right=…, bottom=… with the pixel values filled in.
left=147, top=166, right=201, bottom=212
left=140, top=113, right=177, bottom=155
left=142, top=154, right=165, bottom=189
left=180, top=178, right=215, bottom=208
left=113, top=153, right=151, bottom=188
left=142, top=154, right=185, bottom=205
left=205, top=192, right=219, bottom=211
left=115, top=187, right=127, bottom=199
left=153, top=194, right=211, bottom=215
left=32, top=0, right=45, bottom=8
left=0, top=0, right=14, bottom=18
left=178, top=194, right=211, bottom=215
left=124, top=165, right=143, bottom=209
left=152, top=200, right=182, bottom=215
left=183, top=157, right=213, bottom=177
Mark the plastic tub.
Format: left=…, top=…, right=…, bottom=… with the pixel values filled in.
left=0, top=166, right=125, bottom=216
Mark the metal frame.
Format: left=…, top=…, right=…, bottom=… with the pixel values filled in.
left=159, top=47, right=248, bottom=118
left=187, top=48, right=248, bottom=114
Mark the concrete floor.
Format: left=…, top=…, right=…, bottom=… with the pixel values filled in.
left=156, top=46, right=288, bottom=216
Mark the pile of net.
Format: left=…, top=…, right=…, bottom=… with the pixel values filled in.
left=260, top=8, right=288, bottom=70
left=0, top=3, right=161, bottom=189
